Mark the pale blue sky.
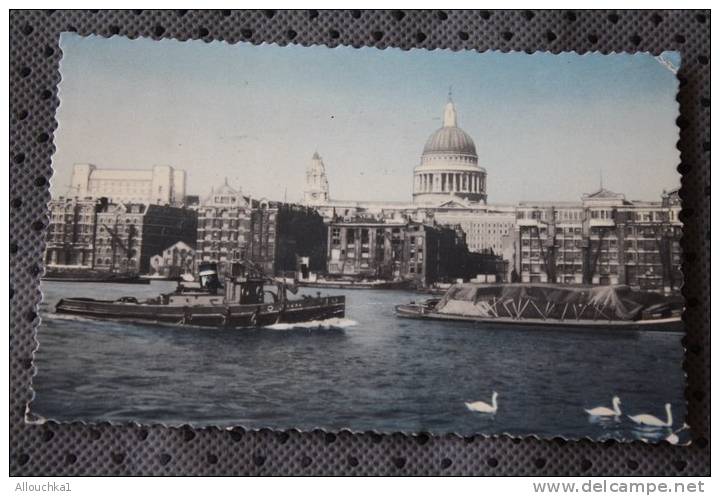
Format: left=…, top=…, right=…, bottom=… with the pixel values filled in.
left=52, top=34, right=681, bottom=203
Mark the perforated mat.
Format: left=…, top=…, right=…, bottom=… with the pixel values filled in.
left=9, top=9, right=710, bottom=476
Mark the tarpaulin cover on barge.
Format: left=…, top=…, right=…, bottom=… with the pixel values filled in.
left=435, top=284, right=682, bottom=321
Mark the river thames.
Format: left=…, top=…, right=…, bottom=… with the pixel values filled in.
left=32, top=281, right=687, bottom=442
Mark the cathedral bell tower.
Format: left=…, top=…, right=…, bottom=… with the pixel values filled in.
left=303, top=151, right=330, bottom=205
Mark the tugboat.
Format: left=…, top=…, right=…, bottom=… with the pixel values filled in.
left=395, top=283, right=683, bottom=332
left=56, top=261, right=346, bottom=329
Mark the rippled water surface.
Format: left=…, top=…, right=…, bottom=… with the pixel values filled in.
left=33, top=281, right=686, bottom=441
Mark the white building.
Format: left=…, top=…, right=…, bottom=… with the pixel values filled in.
left=149, top=240, right=195, bottom=278
left=69, top=163, right=186, bottom=206
left=431, top=200, right=516, bottom=254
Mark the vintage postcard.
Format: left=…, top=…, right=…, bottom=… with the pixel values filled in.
left=32, top=33, right=686, bottom=443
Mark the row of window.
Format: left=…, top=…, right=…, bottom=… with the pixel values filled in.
left=517, top=209, right=677, bottom=222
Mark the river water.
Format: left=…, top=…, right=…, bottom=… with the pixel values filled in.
left=32, top=281, right=687, bottom=442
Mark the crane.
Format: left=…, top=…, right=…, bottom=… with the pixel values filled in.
left=100, top=222, right=137, bottom=272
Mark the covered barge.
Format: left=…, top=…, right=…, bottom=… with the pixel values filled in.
left=395, top=283, right=683, bottom=332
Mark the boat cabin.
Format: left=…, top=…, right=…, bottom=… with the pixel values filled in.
left=225, top=278, right=266, bottom=305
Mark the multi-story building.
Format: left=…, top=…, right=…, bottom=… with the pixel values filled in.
left=274, top=204, right=328, bottom=277
left=94, top=203, right=197, bottom=274
left=513, top=188, right=682, bottom=292
left=431, top=201, right=516, bottom=254
left=249, top=199, right=278, bottom=275
left=69, top=163, right=186, bottom=206
left=326, top=217, right=476, bottom=286
left=44, top=197, right=101, bottom=268
left=194, top=180, right=253, bottom=275
left=194, top=181, right=327, bottom=277
left=237, top=200, right=329, bottom=277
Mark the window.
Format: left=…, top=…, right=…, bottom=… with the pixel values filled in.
left=361, top=229, right=369, bottom=244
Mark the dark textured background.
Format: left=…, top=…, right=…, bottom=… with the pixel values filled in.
left=9, top=9, right=710, bottom=476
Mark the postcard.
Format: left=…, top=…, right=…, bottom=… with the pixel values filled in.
left=32, top=33, right=686, bottom=443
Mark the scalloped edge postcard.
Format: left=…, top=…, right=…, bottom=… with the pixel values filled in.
left=31, top=33, right=686, bottom=444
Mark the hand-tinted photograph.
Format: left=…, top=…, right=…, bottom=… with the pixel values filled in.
left=32, top=33, right=686, bottom=443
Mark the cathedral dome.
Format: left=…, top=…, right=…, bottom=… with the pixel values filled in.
left=413, top=96, right=487, bottom=205
left=422, top=126, right=477, bottom=156
left=421, top=98, right=477, bottom=157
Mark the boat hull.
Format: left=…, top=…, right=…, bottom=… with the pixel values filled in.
left=56, top=295, right=345, bottom=329
left=42, top=275, right=150, bottom=284
left=297, top=280, right=410, bottom=290
left=395, top=304, right=683, bottom=332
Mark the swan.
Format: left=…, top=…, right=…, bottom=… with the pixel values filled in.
left=465, top=392, right=498, bottom=414
left=628, top=403, right=673, bottom=427
left=584, top=396, right=622, bottom=417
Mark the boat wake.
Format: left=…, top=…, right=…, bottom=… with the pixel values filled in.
left=47, top=312, right=358, bottom=332
left=263, top=318, right=358, bottom=331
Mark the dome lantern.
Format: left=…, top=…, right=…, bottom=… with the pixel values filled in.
left=443, top=99, right=457, bottom=128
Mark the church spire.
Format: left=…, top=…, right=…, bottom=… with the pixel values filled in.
left=443, top=90, right=457, bottom=128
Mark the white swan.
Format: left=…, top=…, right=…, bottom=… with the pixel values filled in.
left=628, top=403, right=673, bottom=427
left=584, top=396, right=622, bottom=417
left=465, top=392, right=498, bottom=414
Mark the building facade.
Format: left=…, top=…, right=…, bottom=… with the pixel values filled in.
left=44, top=197, right=101, bottom=268
left=194, top=181, right=253, bottom=276
left=249, top=199, right=278, bottom=275
left=513, top=188, right=682, bottom=292
left=326, top=218, right=475, bottom=286
left=149, top=241, right=195, bottom=279
left=70, top=164, right=186, bottom=206
left=94, top=203, right=197, bottom=274
left=274, top=204, right=328, bottom=276
left=194, top=181, right=327, bottom=277
left=431, top=200, right=516, bottom=255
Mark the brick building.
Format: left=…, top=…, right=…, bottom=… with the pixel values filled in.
left=44, top=197, right=101, bottom=268
left=194, top=181, right=327, bottom=277
left=513, top=188, right=682, bottom=292
left=194, top=181, right=253, bottom=276
left=93, top=203, right=197, bottom=274
left=273, top=203, right=328, bottom=276
left=326, top=217, right=474, bottom=286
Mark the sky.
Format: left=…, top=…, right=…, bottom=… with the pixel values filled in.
left=51, top=34, right=681, bottom=204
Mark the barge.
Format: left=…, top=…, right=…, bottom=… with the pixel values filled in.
left=42, top=269, right=150, bottom=284
left=396, top=283, right=683, bottom=332
left=56, top=262, right=345, bottom=329
left=295, top=278, right=410, bottom=290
